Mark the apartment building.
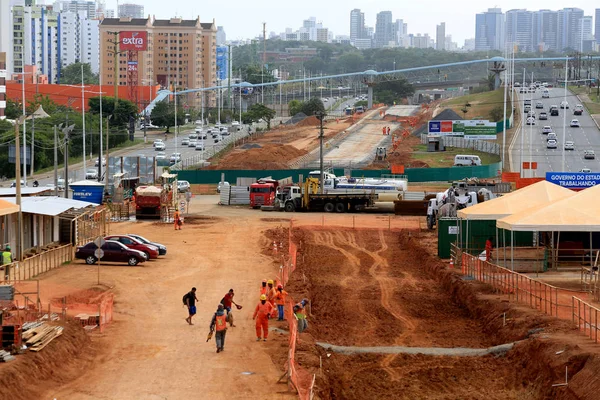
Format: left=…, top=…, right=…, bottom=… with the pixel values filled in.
left=59, top=10, right=100, bottom=74
left=0, top=53, right=6, bottom=120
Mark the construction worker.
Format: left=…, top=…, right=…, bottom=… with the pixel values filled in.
left=210, top=304, right=228, bottom=353
left=274, top=284, right=288, bottom=321
left=174, top=208, right=182, bottom=230
left=1, top=245, right=12, bottom=265
left=387, top=126, right=391, bottom=135
left=266, top=280, right=276, bottom=306
left=259, top=279, right=268, bottom=296
left=382, top=126, right=386, bottom=135
left=252, top=294, right=274, bottom=341
left=294, top=299, right=309, bottom=333
left=485, top=237, right=494, bottom=262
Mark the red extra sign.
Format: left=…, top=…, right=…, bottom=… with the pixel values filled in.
left=440, top=120, right=453, bottom=133
left=120, top=31, right=148, bottom=51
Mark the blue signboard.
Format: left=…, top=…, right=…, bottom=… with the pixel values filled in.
left=546, top=172, right=600, bottom=190
left=428, top=121, right=441, bottom=134
left=71, top=184, right=104, bottom=204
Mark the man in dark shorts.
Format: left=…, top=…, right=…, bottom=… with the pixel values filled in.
left=220, top=289, right=239, bottom=327
left=184, top=287, right=198, bottom=325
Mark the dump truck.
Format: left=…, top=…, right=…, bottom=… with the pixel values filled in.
left=135, top=186, right=163, bottom=219
left=278, top=178, right=376, bottom=213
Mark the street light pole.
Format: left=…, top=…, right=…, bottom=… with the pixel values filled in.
left=562, top=57, right=568, bottom=172
left=81, top=64, right=87, bottom=174
left=14, top=118, right=23, bottom=262
left=315, top=111, right=325, bottom=194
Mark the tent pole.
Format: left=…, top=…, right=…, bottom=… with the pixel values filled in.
left=511, top=230, right=514, bottom=271
left=495, top=226, right=499, bottom=265
left=556, top=231, right=560, bottom=271
left=503, top=228, right=507, bottom=268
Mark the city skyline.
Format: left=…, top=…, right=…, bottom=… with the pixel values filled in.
left=100, top=0, right=598, bottom=44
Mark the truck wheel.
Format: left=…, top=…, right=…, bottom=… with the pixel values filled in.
left=427, top=215, right=435, bottom=230
left=284, top=202, right=296, bottom=212
left=324, top=202, right=335, bottom=213
left=85, top=256, right=97, bottom=265
left=335, top=203, right=346, bottom=213
left=128, top=257, right=139, bottom=266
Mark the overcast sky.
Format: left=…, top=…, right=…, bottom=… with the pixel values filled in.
left=107, top=1, right=599, bottom=45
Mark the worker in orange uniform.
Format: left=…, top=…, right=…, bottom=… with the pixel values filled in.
left=259, top=279, right=268, bottom=296
left=173, top=209, right=182, bottom=230
left=382, top=126, right=386, bottom=135
left=485, top=237, right=494, bottom=262
left=274, top=284, right=288, bottom=321
left=266, top=280, right=276, bottom=306
left=253, top=294, right=274, bottom=341
left=209, top=304, right=228, bottom=353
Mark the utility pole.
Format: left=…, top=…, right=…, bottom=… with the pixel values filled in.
left=315, top=111, right=325, bottom=194
left=105, top=116, right=111, bottom=191
left=107, top=31, right=121, bottom=109
left=54, top=125, right=58, bottom=196
left=262, top=22, right=266, bottom=104
left=63, top=126, right=70, bottom=198
left=14, top=118, right=23, bottom=262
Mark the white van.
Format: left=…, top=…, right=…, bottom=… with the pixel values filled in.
left=454, top=155, right=482, bottom=166
left=542, top=89, right=550, bottom=98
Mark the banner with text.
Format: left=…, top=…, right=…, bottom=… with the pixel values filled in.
left=546, top=172, right=600, bottom=190
left=428, top=120, right=497, bottom=139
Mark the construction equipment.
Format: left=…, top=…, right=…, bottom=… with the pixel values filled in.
left=135, top=186, right=163, bottom=219
left=206, top=329, right=214, bottom=342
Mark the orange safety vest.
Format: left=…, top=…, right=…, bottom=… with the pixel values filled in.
left=275, top=290, right=287, bottom=306
left=267, top=287, right=276, bottom=302
left=215, top=314, right=227, bottom=331
left=174, top=211, right=181, bottom=220
left=253, top=302, right=274, bottom=319
left=260, top=286, right=268, bottom=296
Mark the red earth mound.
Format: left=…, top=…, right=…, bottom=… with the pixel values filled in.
left=208, top=143, right=307, bottom=170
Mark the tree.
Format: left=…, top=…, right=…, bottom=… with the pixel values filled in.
left=484, top=74, right=496, bottom=91
left=373, top=79, right=415, bottom=105
left=301, top=98, right=325, bottom=116
left=4, top=99, right=21, bottom=119
left=60, top=62, right=99, bottom=85
left=489, top=106, right=504, bottom=122
left=247, top=104, right=276, bottom=130
left=149, top=101, right=184, bottom=132
left=88, top=96, right=138, bottom=128
left=288, top=100, right=303, bottom=116
left=242, top=65, right=277, bottom=85
left=26, top=94, right=62, bottom=114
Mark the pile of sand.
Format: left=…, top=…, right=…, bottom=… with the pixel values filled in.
left=208, top=144, right=307, bottom=170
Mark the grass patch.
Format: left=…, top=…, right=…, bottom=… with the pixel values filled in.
left=411, top=144, right=501, bottom=168
left=443, top=89, right=506, bottom=121
left=568, top=86, right=600, bottom=114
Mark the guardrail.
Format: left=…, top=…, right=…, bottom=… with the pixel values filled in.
left=2, top=244, right=72, bottom=283
left=572, top=296, right=600, bottom=343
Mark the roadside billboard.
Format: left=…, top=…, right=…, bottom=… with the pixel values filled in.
left=120, top=31, right=148, bottom=51
left=428, top=120, right=497, bottom=139
left=546, top=172, right=600, bottom=190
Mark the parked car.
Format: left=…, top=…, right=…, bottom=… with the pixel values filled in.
left=546, top=139, right=558, bottom=149
left=104, top=235, right=159, bottom=260
left=155, top=142, right=166, bottom=151
left=541, top=126, right=553, bottom=134
left=584, top=150, right=596, bottom=160
left=535, top=102, right=544, bottom=109
left=560, top=101, right=569, bottom=109
left=570, top=119, right=580, bottom=127
left=75, top=240, right=146, bottom=266
left=539, top=112, right=548, bottom=120
left=564, top=141, right=574, bottom=150
left=177, top=180, right=191, bottom=193
left=85, top=169, right=98, bottom=180
left=126, top=234, right=167, bottom=255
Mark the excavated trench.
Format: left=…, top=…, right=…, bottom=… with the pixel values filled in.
left=277, top=227, right=599, bottom=400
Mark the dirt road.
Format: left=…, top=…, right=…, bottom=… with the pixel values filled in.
left=43, top=200, right=293, bottom=399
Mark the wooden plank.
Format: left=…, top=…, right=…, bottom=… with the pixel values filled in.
left=26, top=326, right=53, bottom=345
left=29, top=330, right=63, bottom=352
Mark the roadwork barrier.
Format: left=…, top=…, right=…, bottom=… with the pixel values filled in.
left=572, top=296, right=600, bottom=343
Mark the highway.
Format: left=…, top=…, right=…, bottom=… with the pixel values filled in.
left=511, top=87, right=600, bottom=175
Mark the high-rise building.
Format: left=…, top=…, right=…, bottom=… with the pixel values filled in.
left=475, top=8, right=505, bottom=51
left=506, top=9, right=533, bottom=52
left=375, top=11, right=393, bottom=48
left=303, top=17, right=316, bottom=30
left=216, top=26, right=226, bottom=45
left=558, top=8, right=584, bottom=51
left=596, top=9, right=600, bottom=44
left=394, top=19, right=408, bottom=47
left=99, top=16, right=217, bottom=108
left=350, top=9, right=365, bottom=42
left=316, top=27, right=328, bottom=43
left=463, top=38, right=476, bottom=51
left=0, top=0, right=11, bottom=76
left=53, top=1, right=96, bottom=19
left=59, top=11, right=100, bottom=75
left=118, top=3, right=144, bottom=19
left=436, top=22, right=445, bottom=50
left=12, top=4, right=60, bottom=83
left=578, top=16, right=594, bottom=52
left=0, top=52, right=6, bottom=120
left=410, top=34, right=430, bottom=49
left=216, top=45, right=228, bottom=81
left=533, top=10, right=559, bottom=52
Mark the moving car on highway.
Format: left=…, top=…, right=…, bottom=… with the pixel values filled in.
left=85, top=169, right=98, bottom=180
left=547, top=132, right=557, bottom=141
left=75, top=240, right=146, bottom=266
left=181, top=137, right=190, bottom=146
left=153, top=139, right=164, bottom=148
left=547, top=139, right=557, bottom=149
left=526, top=117, right=536, bottom=125
left=539, top=112, right=548, bottom=120
left=541, top=126, right=553, bottom=134
left=560, top=101, right=569, bottom=109
left=584, top=150, right=596, bottom=160
left=574, top=105, right=584, bottom=116
left=570, top=119, right=580, bottom=127
left=564, top=141, right=574, bottom=150
left=155, top=142, right=166, bottom=151
left=535, top=102, right=544, bottom=109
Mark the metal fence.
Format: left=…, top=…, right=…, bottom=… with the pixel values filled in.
left=2, top=244, right=73, bottom=283
left=420, top=134, right=500, bottom=155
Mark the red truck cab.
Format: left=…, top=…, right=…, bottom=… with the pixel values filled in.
left=250, top=180, right=278, bottom=208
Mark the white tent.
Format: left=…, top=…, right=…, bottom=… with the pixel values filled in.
left=458, top=180, right=574, bottom=220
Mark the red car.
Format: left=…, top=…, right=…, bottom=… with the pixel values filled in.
left=104, top=235, right=159, bottom=260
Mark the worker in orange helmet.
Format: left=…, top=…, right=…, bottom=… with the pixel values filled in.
left=266, top=279, right=276, bottom=305
left=259, top=279, right=268, bottom=296
left=253, top=294, right=274, bottom=341
left=274, top=284, right=288, bottom=321
left=173, top=208, right=182, bottom=230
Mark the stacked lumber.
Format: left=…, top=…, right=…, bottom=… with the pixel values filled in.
left=22, top=323, right=63, bottom=352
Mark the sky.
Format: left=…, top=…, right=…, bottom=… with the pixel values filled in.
left=106, top=1, right=599, bottom=45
